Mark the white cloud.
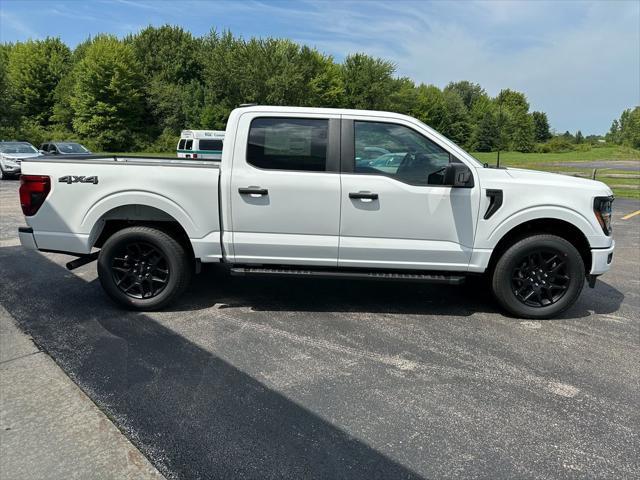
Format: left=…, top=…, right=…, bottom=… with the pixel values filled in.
left=270, top=0, right=640, bottom=134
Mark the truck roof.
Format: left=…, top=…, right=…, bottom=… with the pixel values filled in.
left=233, top=105, right=417, bottom=121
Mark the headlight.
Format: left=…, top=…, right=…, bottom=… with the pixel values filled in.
left=594, top=196, right=614, bottom=236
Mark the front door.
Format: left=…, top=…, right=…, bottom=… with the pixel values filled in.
left=229, top=113, right=341, bottom=266
left=338, top=118, right=480, bottom=271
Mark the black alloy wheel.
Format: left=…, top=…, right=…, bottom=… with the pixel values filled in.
left=97, top=226, right=192, bottom=310
left=491, top=234, right=585, bottom=319
left=511, top=249, right=570, bottom=308
left=111, top=241, right=170, bottom=299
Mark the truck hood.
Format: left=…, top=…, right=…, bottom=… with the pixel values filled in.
left=505, top=167, right=612, bottom=193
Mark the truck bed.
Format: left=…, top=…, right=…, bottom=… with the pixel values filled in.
left=21, top=155, right=223, bottom=261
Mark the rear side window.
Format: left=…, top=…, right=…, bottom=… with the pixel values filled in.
left=247, top=118, right=328, bottom=172
left=199, top=139, right=223, bottom=151
left=185, top=139, right=193, bottom=150
left=178, top=139, right=186, bottom=149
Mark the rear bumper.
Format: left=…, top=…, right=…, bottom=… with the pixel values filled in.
left=18, top=226, right=37, bottom=250
left=590, top=240, right=615, bottom=275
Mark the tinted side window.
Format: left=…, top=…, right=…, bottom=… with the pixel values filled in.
left=354, top=121, right=451, bottom=185
left=185, top=139, right=193, bottom=150
left=178, top=139, right=186, bottom=149
left=199, top=139, right=223, bottom=151
left=247, top=118, right=328, bottom=172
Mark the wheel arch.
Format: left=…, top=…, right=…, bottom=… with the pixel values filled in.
left=89, top=204, right=194, bottom=259
left=486, top=218, right=592, bottom=275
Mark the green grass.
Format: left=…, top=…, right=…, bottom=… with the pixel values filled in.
left=472, top=145, right=639, bottom=165
left=471, top=145, right=640, bottom=199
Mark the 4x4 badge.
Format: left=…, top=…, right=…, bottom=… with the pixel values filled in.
left=58, top=175, right=98, bottom=184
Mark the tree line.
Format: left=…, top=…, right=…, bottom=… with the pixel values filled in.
left=0, top=26, right=622, bottom=153
left=606, top=107, right=640, bottom=149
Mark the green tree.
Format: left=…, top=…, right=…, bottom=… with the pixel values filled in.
left=71, top=36, right=145, bottom=150
left=6, top=38, right=71, bottom=125
left=473, top=111, right=499, bottom=152
left=532, top=111, right=551, bottom=142
left=606, top=119, right=621, bottom=144
left=613, top=107, right=640, bottom=148
left=341, top=53, right=396, bottom=110
left=444, top=81, right=485, bottom=110
left=441, top=89, right=472, bottom=147
left=574, top=130, right=584, bottom=144
left=410, top=84, right=447, bottom=131
left=0, top=44, right=16, bottom=130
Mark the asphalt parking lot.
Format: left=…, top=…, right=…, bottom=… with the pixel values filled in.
left=1, top=178, right=639, bottom=479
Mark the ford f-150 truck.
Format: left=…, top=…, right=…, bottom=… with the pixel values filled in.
left=17, top=106, right=615, bottom=318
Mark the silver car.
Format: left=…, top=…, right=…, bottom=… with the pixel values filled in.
left=0, top=142, right=42, bottom=179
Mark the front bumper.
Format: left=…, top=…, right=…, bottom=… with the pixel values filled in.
left=18, top=227, right=37, bottom=250
left=1, top=165, right=21, bottom=175
left=590, top=240, right=615, bottom=275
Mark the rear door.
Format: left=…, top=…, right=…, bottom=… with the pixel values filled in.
left=229, top=112, right=341, bottom=266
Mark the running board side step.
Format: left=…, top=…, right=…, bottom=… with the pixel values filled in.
left=230, top=267, right=466, bottom=284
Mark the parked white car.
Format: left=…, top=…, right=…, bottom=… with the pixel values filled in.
left=0, top=141, right=41, bottom=179
left=177, top=130, right=225, bottom=160
left=17, top=106, right=614, bottom=318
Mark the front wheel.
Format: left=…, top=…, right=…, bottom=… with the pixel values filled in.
left=491, top=234, right=585, bottom=319
left=97, top=226, right=192, bottom=310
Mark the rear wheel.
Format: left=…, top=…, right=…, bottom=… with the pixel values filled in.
left=491, top=234, right=585, bottom=319
left=97, top=226, right=192, bottom=310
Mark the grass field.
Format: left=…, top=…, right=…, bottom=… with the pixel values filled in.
left=105, top=145, right=640, bottom=199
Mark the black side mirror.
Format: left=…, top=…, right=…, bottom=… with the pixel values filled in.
left=444, top=163, right=474, bottom=188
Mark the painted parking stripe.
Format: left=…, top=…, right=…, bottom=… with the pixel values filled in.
left=621, top=209, right=640, bottom=220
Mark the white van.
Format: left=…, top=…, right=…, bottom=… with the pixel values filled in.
left=177, top=130, right=225, bottom=160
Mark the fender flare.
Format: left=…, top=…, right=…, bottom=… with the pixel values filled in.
left=82, top=190, right=198, bottom=242
left=484, top=205, right=599, bottom=249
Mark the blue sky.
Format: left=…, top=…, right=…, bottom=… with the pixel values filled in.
left=1, top=0, right=638, bottom=135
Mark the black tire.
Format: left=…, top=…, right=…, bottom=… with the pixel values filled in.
left=97, top=226, right=192, bottom=310
left=491, top=234, right=585, bottom=319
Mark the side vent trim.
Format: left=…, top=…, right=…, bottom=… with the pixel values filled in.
left=484, top=189, right=503, bottom=220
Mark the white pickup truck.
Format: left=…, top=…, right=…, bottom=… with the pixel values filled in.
left=18, top=106, right=615, bottom=318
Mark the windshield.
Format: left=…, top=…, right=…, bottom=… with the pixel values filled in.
left=0, top=143, right=38, bottom=154
left=57, top=143, right=89, bottom=153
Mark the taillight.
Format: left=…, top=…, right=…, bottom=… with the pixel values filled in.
left=192, top=153, right=198, bottom=159
left=19, top=175, right=51, bottom=216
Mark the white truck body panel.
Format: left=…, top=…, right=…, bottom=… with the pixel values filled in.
left=21, top=157, right=223, bottom=261
left=19, top=106, right=614, bottom=279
